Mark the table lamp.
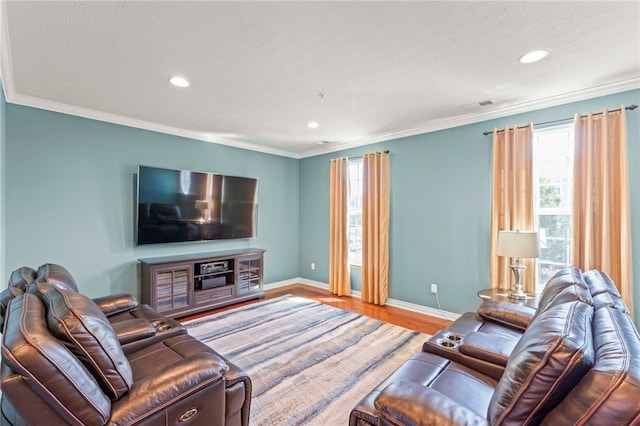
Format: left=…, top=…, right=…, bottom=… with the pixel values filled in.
left=496, top=230, right=540, bottom=300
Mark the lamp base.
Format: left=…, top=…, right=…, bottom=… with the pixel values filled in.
left=508, top=260, right=528, bottom=300
left=508, top=288, right=528, bottom=300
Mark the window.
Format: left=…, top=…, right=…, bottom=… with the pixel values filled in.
left=348, top=158, right=363, bottom=265
left=532, top=124, right=574, bottom=288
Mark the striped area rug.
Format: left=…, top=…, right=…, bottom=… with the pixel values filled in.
left=183, top=295, right=429, bottom=425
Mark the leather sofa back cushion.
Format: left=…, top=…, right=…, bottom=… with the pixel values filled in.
left=38, top=283, right=133, bottom=399
left=488, top=300, right=595, bottom=424
left=36, top=263, right=79, bottom=292
left=536, top=267, right=591, bottom=313
left=541, top=307, right=640, bottom=425
left=1, top=293, right=111, bottom=424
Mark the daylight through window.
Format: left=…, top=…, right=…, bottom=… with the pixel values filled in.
left=348, top=158, right=363, bottom=265
left=533, top=124, right=574, bottom=289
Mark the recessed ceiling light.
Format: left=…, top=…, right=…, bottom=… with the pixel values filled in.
left=169, top=76, right=190, bottom=87
left=307, top=122, right=319, bottom=129
left=518, top=49, right=551, bottom=64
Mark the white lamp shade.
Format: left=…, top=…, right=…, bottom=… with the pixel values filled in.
left=496, top=230, right=540, bottom=259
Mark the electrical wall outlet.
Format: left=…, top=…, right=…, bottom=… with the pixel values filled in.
left=311, top=262, right=316, bottom=270
left=430, top=283, right=438, bottom=294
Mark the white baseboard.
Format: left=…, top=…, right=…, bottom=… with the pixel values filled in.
left=264, top=277, right=461, bottom=321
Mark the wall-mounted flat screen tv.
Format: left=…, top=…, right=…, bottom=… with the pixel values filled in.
left=136, top=165, right=258, bottom=245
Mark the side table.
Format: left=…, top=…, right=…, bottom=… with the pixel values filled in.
left=477, top=288, right=539, bottom=310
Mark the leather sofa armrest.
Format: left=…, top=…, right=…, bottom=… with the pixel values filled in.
left=109, top=353, right=227, bottom=424
left=92, top=293, right=139, bottom=317
left=477, top=299, right=536, bottom=331
left=458, top=331, right=517, bottom=367
left=374, top=382, right=487, bottom=426
left=110, top=318, right=156, bottom=346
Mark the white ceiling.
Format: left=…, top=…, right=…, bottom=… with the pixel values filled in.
left=1, top=1, right=639, bottom=158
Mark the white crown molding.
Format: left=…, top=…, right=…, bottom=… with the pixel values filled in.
left=3, top=91, right=301, bottom=159
left=298, top=77, right=640, bottom=158
left=265, top=277, right=460, bottom=321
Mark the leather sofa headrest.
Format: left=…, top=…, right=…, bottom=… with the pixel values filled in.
left=7, top=266, right=36, bottom=290
left=536, top=267, right=591, bottom=312
left=36, top=263, right=79, bottom=292
left=34, top=282, right=133, bottom=399
left=583, top=269, right=629, bottom=313
left=584, top=269, right=621, bottom=298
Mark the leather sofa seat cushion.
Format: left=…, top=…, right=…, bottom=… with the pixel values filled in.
left=542, top=307, right=640, bottom=425
left=126, top=334, right=229, bottom=378
left=1, top=293, right=111, bottom=424
left=489, top=300, right=595, bottom=424
left=36, top=283, right=133, bottom=399
left=351, top=351, right=498, bottom=424
left=36, top=263, right=79, bottom=292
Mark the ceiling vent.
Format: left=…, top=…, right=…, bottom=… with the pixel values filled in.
left=463, top=98, right=494, bottom=109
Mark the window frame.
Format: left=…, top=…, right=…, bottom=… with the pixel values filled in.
left=532, top=123, right=575, bottom=290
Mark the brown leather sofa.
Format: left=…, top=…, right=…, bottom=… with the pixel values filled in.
left=1, top=264, right=252, bottom=426
left=350, top=268, right=640, bottom=425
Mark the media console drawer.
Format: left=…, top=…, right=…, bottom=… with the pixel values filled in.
left=196, top=286, right=233, bottom=304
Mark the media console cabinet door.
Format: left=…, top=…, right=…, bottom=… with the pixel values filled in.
left=236, top=254, right=263, bottom=295
left=150, top=263, right=193, bottom=315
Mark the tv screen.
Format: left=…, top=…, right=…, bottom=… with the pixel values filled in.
left=136, top=165, right=258, bottom=245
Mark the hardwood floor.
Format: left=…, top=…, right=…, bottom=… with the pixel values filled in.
left=179, top=284, right=452, bottom=335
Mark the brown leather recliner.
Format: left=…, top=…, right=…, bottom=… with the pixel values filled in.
left=1, top=266, right=253, bottom=426
left=350, top=268, right=640, bottom=425
left=422, top=267, right=592, bottom=380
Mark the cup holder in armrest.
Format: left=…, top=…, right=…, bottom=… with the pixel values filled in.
left=151, top=320, right=172, bottom=332
left=439, top=333, right=463, bottom=348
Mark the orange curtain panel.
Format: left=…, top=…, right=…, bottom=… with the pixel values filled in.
left=361, top=151, right=390, bottom=305
left=329, top=157, right=351, bottom=296
left=489, top=124, right=536, bottom=292
left=572, top=106, right=634, bottom=315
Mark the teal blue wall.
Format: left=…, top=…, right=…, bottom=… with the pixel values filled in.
left=299, top=89, right=640, bottom=324
left=4, top=104, right=299, bottom=299
left=3, top=89, right=639, bottom=326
